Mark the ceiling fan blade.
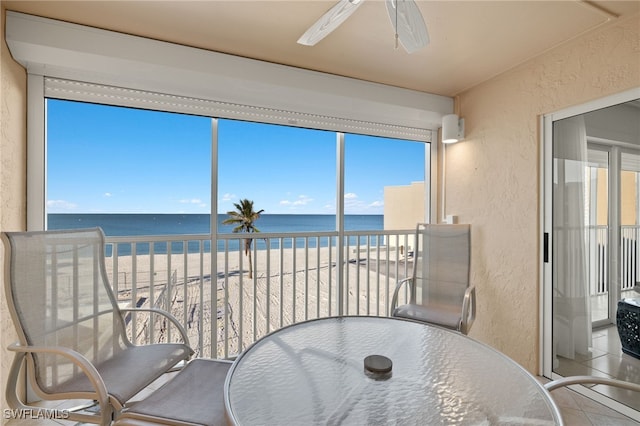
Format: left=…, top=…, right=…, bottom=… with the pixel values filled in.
left=386, top=0, right=429, bottom=53
left=298, top=0, right=365, bottom=46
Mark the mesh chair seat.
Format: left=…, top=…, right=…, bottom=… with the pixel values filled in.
left=55, top=343, right=191, bottom=404
left=115, top=359, right=232, bottom=426
left=392, top=303, right=462, bottom=330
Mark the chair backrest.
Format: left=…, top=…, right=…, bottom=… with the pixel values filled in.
left=412, top=223, right=471, bottom=306
left=3, top=228, right=130, bottom=394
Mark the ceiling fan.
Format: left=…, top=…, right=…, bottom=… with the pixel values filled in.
left=297, top=0, right=429, bottom=54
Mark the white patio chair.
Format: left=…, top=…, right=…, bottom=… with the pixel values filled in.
left=2, top=228, right=193, bottom=425
left=390, top=223, right=476, bottom=334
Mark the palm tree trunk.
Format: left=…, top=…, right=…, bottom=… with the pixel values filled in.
left=246, top=238, right=253, bottom=279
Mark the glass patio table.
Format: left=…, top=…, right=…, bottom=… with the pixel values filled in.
left=224, top=316, right=562, bottom=425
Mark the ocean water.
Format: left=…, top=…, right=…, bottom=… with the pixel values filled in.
left=48, top=214, right=383, bottom=255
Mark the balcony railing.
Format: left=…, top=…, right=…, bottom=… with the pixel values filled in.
left=104, top=230, right=415, bottom=359
left=107, top=225, right=640, bottom=359
left=588, top=225, right=640, bottom=296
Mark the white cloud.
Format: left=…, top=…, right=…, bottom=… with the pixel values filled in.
left=103, top=192, right=113, bottom=198
left=344, top=193, right=384, bottom=214
left=180, top=198, right=203, bottom=204
left=47, top=200, right=78, bottom=211
left=222, top=193, right=236, bottom=202
left=178, top=198, right=207, bottom=209
left=281, top=195, right=314, bottom=207
left=293, top=195, right=313, bottom=205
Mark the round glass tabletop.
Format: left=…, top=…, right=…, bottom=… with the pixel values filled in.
left=224, top=316, right=562, bottom=425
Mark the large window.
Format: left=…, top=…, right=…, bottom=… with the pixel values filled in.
left=46, top=101, right=428, bottom=236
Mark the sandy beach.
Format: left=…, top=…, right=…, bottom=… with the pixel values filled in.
left=104, top=246, right=411, bottom=359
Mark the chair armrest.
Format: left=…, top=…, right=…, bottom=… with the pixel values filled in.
left=389, top=278, right=414, bottom=316
left=460, top=285, right=476, bottom=335
left=120, top=307, right=191, bottom=348
left=6, top=342, right=111, bottom=425
left=544, top=375, right=640, bottom=392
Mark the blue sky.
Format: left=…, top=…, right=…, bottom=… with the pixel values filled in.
left=47, top=100, right=425, bottom=214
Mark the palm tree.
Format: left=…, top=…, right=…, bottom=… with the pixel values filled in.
left=222, top=199, right=264, bottom=278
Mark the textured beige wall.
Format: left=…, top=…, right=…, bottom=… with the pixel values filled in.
left=449, top=14, right=640, bottom=373
left=1, top=5, right=27, bottom=420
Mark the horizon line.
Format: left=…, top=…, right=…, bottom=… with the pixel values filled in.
left=48, top=212, right=385, bottom=216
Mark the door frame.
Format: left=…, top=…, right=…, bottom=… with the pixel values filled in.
left=541, top=87, right=640, bottom=418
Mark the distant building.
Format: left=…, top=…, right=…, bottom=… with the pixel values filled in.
left=384, top=181, right=425, bottom=255
left=384, top=181, right=425, bottom=229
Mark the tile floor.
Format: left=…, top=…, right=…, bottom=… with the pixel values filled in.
left=6, top=368, right=639, bottom=426
left=555, top=324, right=640, bottom=415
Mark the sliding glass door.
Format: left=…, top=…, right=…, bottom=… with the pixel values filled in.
left=544, top=92, right=640, bottom=415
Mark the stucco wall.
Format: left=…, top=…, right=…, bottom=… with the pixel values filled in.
left=1, top=5, right=27, bottom=420
left=450, top=13, right=640, bottom=373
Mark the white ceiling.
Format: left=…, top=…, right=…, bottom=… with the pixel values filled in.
left=3, top=0, right=639, bottom=97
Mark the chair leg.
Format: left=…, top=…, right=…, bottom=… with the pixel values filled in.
left=4, top=352, right=112, bottom=425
